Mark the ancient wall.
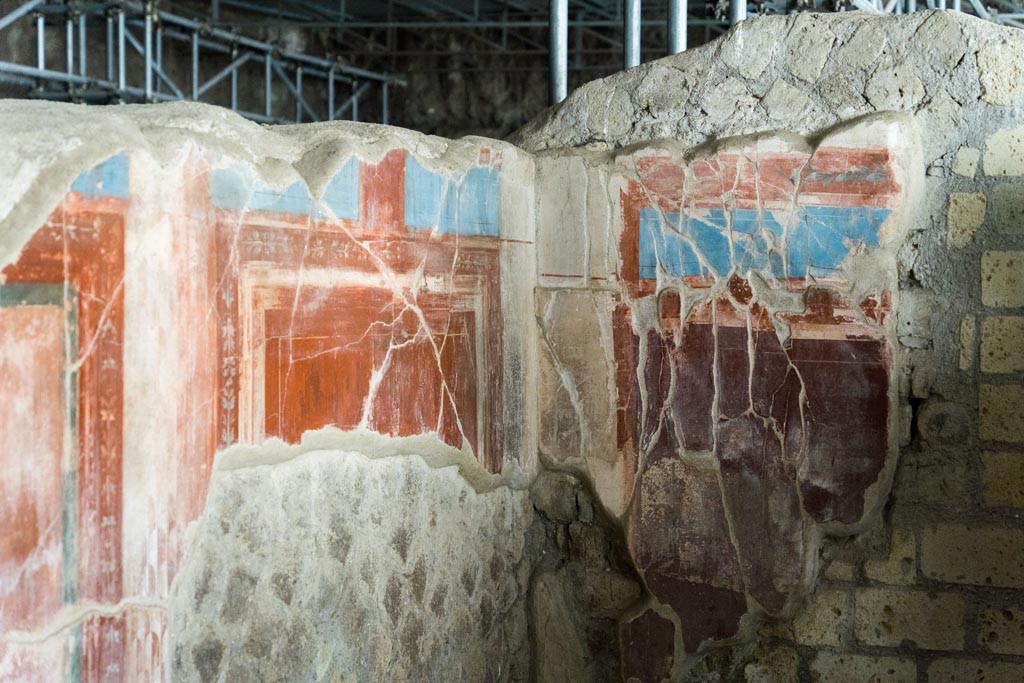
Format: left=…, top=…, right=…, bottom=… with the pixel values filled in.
left=0, top=9, right=1022, bottom=683
left=517, top=9, right=1024, bottom=682
left=533, top=114, right=919, bottom=680
left=0, top=104, right=546, bottom=681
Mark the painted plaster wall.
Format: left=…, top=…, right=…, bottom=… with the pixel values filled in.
left=0, top=107, right=544, bottom=681
left=1, top=107, right=922, bottom=683
left=517, top=9, right=1024, bottom=682
left=531, top=115, right=921, bottom=680
left=0, top=9, right=1022, bottom=682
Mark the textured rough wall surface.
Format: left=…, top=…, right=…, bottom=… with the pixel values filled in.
left=518, top=9, right=1024, bottom=682
left=171, top=446, right=535, bottom=682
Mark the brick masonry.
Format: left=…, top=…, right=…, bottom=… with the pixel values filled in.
left=743, top=158, right=1024, bottom=683
left=745, top=205, right=1024, bottom=682
left=720, top=17, right=1024, bottom=679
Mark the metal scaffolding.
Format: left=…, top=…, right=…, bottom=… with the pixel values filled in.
left=197, top=0, right=1024, bottom=37
left=192, top=0, right=1024, bottom=86
left=0, top=1, right=397, bottom=124
left=2, top=0, right=1023, bottom=120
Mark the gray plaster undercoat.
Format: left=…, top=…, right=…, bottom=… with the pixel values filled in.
left=0, top=8, right=1020, bottom=682
left=172, top=448, right=534, bottom=683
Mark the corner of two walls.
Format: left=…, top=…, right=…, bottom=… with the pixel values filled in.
left=514, top=10, right=1024, bottom=682
left=0, top=100, right=928, bottom=682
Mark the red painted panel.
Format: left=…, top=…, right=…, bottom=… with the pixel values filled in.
left=261, top=286, right=482, bottom=453
left=619, top=286, right=890, bottom=636
left=619, top=609, right=675, bottom=683
left=3, top=195, right=127, bottom=683
left=360, top=149, right=407, bottom=233
left=262, top=287, right=390, bottom=441
left=635, top=148, right=899, bottom=211
left=616, top=140, right=899, bottom=658
left=628, top=447, right=747, bottom=652
left=0, top=306, right=67, bottom=679
left=215, top=160, right=504, bottom=471
left=265, top=331, right=377, bottom=441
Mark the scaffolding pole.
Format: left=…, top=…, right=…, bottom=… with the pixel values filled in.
left=624, top=0, right=641, bottom=68
left=730, top=0, right=746, bottom=24
left=668, top=0, right=687, bottom=53
left=549, top=0, right=568, bottom=104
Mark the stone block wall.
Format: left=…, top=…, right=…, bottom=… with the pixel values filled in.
left=745, top=236, right=1024, bottom=681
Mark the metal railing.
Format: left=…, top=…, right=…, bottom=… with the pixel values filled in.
left=5, top=0, right=1023, bottom=117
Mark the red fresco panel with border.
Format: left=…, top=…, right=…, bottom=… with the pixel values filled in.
left=615, top=141, right=900, bottom=657
left=2, top=194, right=127, bottom=683
left=214, top=148, right=504, bottom=473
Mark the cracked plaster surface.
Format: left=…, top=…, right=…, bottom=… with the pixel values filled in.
left=517, top=7, right=1024, bottom=681
left=0, top=103, right=539, bottom=681
left=2, top=8, right=1020, bottom=682
left=533, top=114, right=921, bottom=676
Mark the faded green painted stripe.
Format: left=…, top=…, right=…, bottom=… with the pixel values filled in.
left=62, top=289, right=80, bottom=683
left=68, top=626, right=81, bottom=683
left=0, top=283, right=66, bottom=306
